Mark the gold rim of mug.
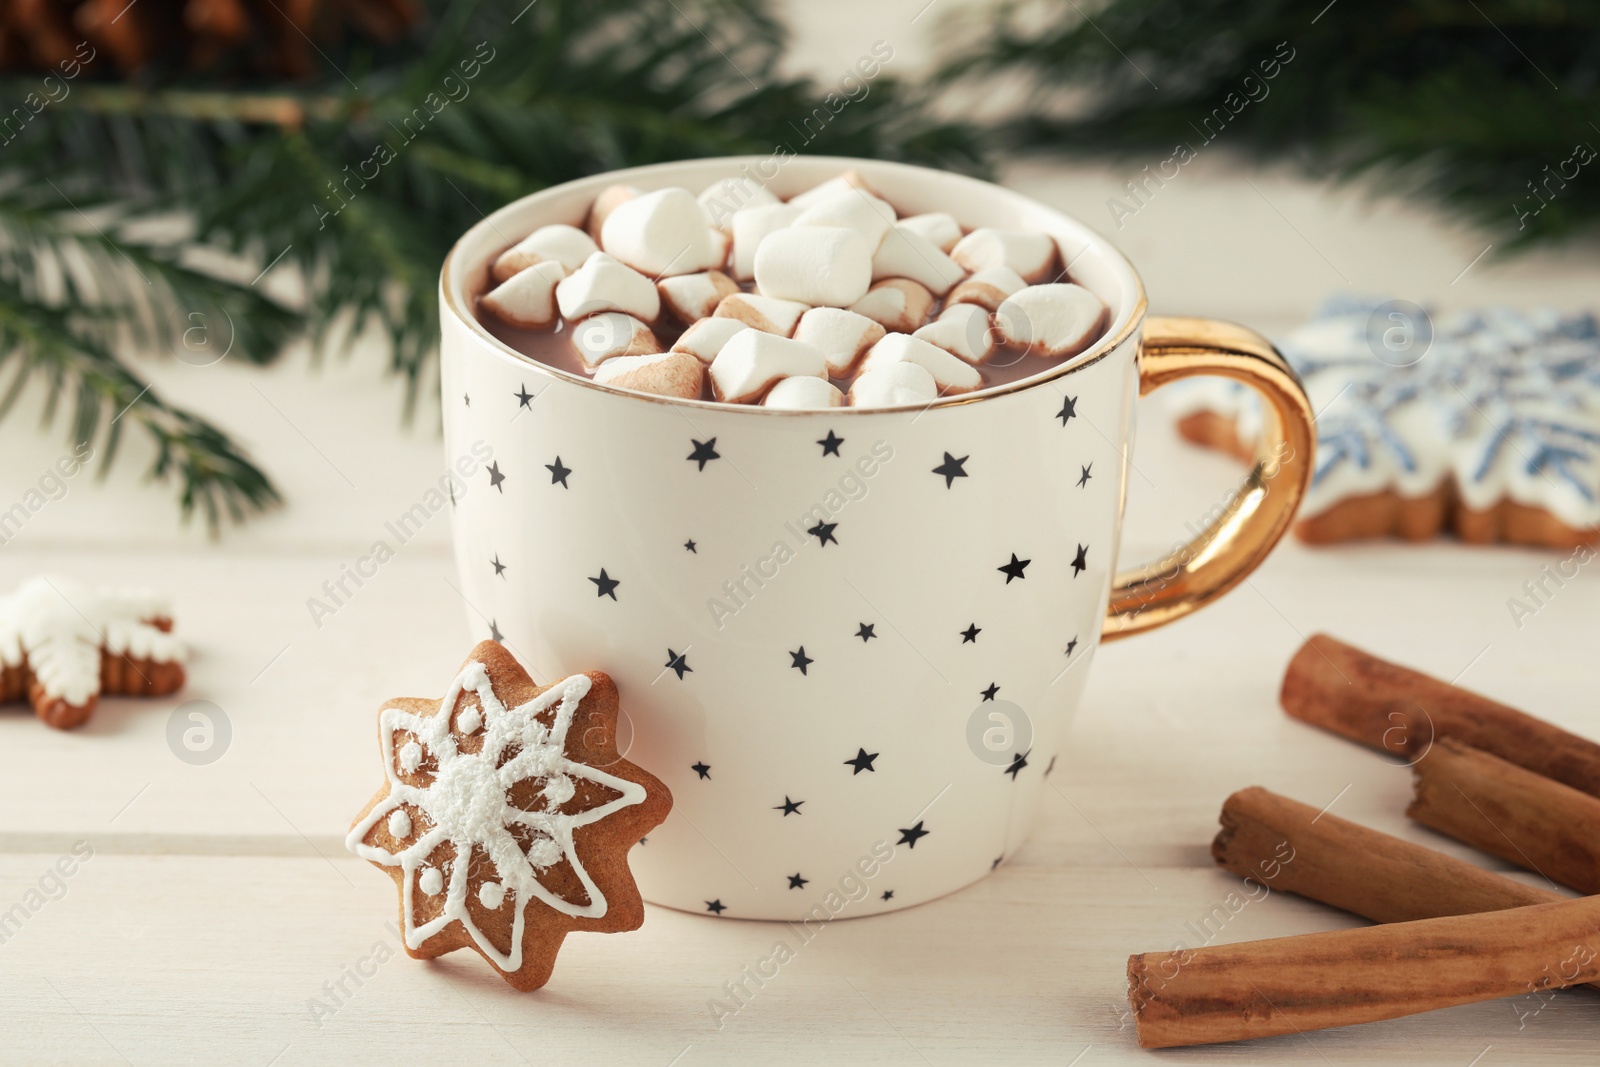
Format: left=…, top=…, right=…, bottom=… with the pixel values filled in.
left=440, top=156, right=1150, bottom=414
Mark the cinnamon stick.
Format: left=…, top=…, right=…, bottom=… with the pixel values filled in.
left=1128, top=895, right=1600, bottom=1049
left=1280, top=634, right=1600, bottom=799
left=1214, top=786, right=1560, bottom=922
left=1410, top=739, right=1600, bottom=895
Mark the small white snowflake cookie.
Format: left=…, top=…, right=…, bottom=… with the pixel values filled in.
left=346, top=640, right=672, bottom=991
left=0, top=576, right=186, bottom=729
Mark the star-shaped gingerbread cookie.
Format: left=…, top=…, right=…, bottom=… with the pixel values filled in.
left=346, top=641, right=672, bottom=991
left=0, top=576, right=186, bottom=730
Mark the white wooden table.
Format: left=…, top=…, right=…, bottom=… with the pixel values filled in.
left=4, top=12, right=1600, bottom=1057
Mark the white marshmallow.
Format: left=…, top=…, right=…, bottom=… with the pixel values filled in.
left=996, top=283, right=1109, bottom=358
left=914, top=303, right=996, bottom=365
left=753, top=226, right=873, bottom=307
left=600, top=187, right=722, bottom=277
left=672, top=317, right=750, bottom=364
left=951, top=228, right=1059, bottom=283
left=849, top=361, right=939, bottom=408
left=947, top=266, right=1028, bottom=312
left=479, top=260, right=567, bottom=328
left=593, top=350, right=703, bottom=399
left=714, top=292, right=808, bottom=336
left=763, top=376, right=843, bottom=410
left=793, top=307, right=885, bottom=377
left=897, top=212, right=963, bottom=253
left=872, top=224, right=965, bottom=296
left=556, top=252, right=661, bottom=322
left=849, top=278, right=934, bottom=334
left=786, top=170, right=877, bottom=210
left=587, top=184, right=639, bottom=241
left=862, top=333, right=984, bottom=394
left=708, top=330, right=827, bottom=403
left=708, top=227, right=731, bottom=271
left=658, top=270, right=739, bottom=323
left=698, top=177, right=780, bottom=230
left=730, top=203, right=802, bottom=281
left=491, top=225, right=597, bottom=283
left=570, top=312, right=659, bottom=370
left=791, top=192, right=896, bottom=249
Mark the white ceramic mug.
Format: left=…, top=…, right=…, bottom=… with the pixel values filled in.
left=440, top=157, right=1314, bottom=919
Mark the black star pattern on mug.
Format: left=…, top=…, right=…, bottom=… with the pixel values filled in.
left=448, top=481, right=456, bottom=508
left=664, top=649, right=692, bottom=680
left=931, top=452, right=969, bottom=488
left=489, top=619, right=504, bottom=642
left=545, top=457, right=572, bottom=488
left=691, top=761, right=711, bottom=780
left=706, top=899, right=727, bottom=915
left=881, top=890, right=894, bottom=901
left=1004, top=750, right=1030, bottom=779
left=1072, top=544, right=1089, bottom=577
left=787, top=873, right=809, bottom=890
left=1065, top=636, right=1079, bottom=656
left=515, top=384, right=534, bottom=409
left=687, top=438, right=720, bottom=470
left=808, top=521, right=838, bottom=547
left=896, top=821, right=930, bottom=849
left=992, top=855, right=1003, bottom=870
left=589, top=568, right=620, bottom=600
left=844, top=748, right=878, bottom=774
left=463, top=392, right=471, bottom=407
left=1056, top=395, right=1078, bottom=425
left=491, top=555, right=507, bottom=579
left=960, top=623, right=981, bottom=644
left=856, top=623, right=876, bottom=642
left=1045, top=755, right=1057, bottom=777
left=684, top=539, right=698, bottom=554
left=789, top=647, right=813, bottom=675
left=774, top=796, right=804, bottom=816
left=998, top=554, right=1031, bottom=583
left=980, top=682, right=1000, bottom=701
left=1078, top=463, right=1093, bottom=487
left=487, top=462, right=506, bottom=493
left=818, top=430, right=844, bottom=457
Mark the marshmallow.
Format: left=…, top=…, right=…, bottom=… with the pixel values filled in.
left=914, top=303, right=996, bottom=365
left=699, top=177, right=780, bottom=230
left=714, top=292, right=809, bottom=336
left=600, top=187, right=722, bottom=277
left=849, top=361, right=939, bottom=408
left=709, top=330, right=827, bottom=403
left=861, top=332, right=983, bottom=394
left=659, top=270, right=739, bottom=323
left=951, top=228, right=1059, bottom=284
left=947, top=266, right=1028, bottom=313
left=872, top=224, right=965, bottom=296
left=708, top=227, right=732, bottom=271
left=593, top=350, right=704, bottom=399
left=753, top=226, right=873, bottom=307
left=763, top=375, right=843, bottom=410
left=491, top=224, right=598, bottom=283
left=587, top=184, right=639, bottom=241
left=849, top=278, right=934, bottom=334
left=793, top=307, right=886, bottom=377
left=730, top=203, right=802, bottom=281
left=996, top=283, right=1109, bottom=358
left=786, top=170, right=877, bottom=210
left=479, top=260, right=567, bottom=328
left=897, top=212, right=963, bottom=253
left=556, top=252, right=661, bottom=322
left=792, top=192, right=896, bottom=249
left=672, top=317, right=750, bottom=364
left=570, top=312, right=659, bottom=371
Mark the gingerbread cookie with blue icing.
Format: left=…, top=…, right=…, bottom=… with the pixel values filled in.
left=346, top=641, right=671, bottom=990
left=1169, top=299, right=1600, bottom=548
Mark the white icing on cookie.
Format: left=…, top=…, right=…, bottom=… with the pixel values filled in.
left=0, top=576, right=184, bottom=706
left=388, top=810, right=412, bottom=839
left=1165, top=299, right=1600, bottom=529
left=344, top=664, right=648, bottom=973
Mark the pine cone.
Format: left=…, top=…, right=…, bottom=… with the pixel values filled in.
left=0, top=0, right=419, bottom=78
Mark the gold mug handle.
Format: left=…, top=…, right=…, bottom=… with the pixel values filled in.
left=1102, top=316, right=1316, bottom=641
